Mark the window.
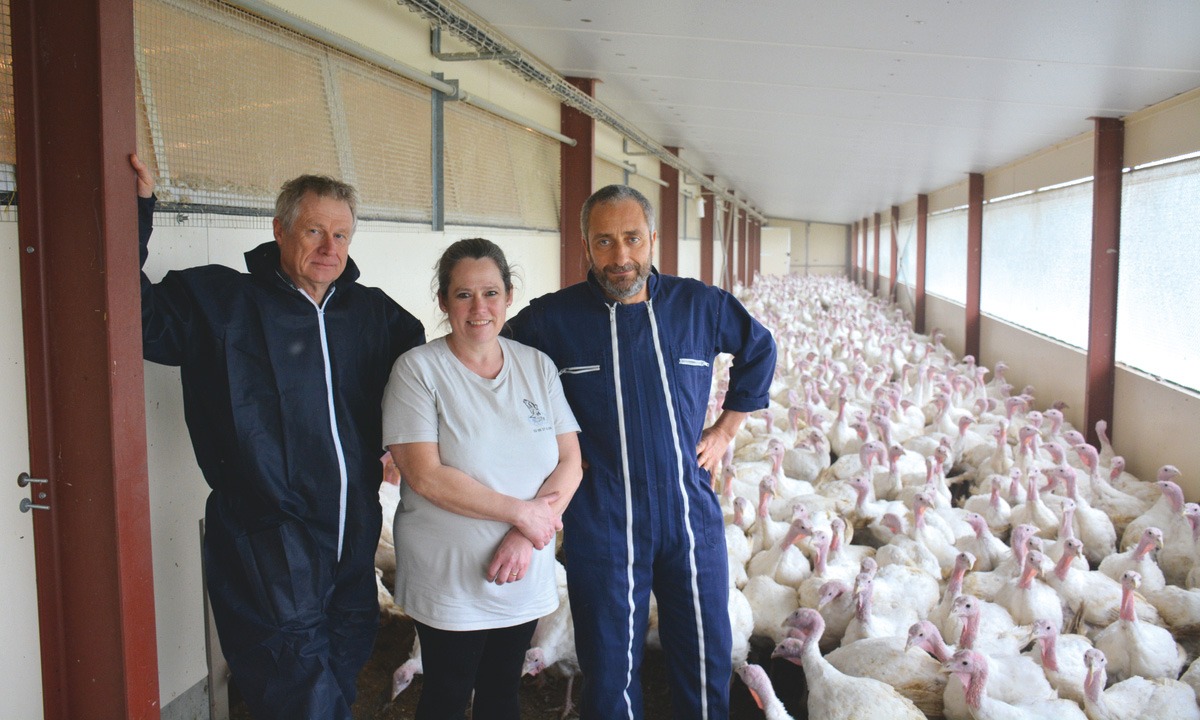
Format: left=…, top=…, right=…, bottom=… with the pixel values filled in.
left=926, top=208, right=968, bottom=303
left=1118, top=156, right=1200, bottom=391
left=981, top=180, right=1092, bottom=348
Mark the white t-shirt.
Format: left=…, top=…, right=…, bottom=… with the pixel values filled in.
left=381, top=336, right=580, bottom=631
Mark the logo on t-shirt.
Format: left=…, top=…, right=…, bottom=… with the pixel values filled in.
left=523, top=399, right=550, bottom=431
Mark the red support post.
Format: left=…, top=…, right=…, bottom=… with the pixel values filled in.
left=560, top=77, right=596, bottom=287
left=12, top=0, right=161, bottom=717
left=723, top=203, right=737, bottom=290
left=659, top=147, right=680, bottom=276
left=850, top=221, right=858, bottom=281
left=873, top=212, right=882, bottom=296
left=753, top=220, right=762, bottom=280
left=740, top=208, right=750, bottom=286
left=889, top=205, right=900, bottom=299
left=700, top=177, right=715, bottom=286
left=966, top=172, right=984, bottom=360
left=861, top=218, right=869, bottom=287
left=915, top=194, right=929, bottom=334
left=1085, top=118, right=1124, bottom=448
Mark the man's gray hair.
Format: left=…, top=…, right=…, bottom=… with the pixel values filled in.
left=275, top=175, right=358, bottom=232
left=580, top=184, right=656, bottom=239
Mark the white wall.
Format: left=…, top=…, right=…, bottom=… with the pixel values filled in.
left=678, top=237, right=701, bottom=282
left=0, top=215, right=44, bottom=719
left=760, top=226, right=790, bottom=276
left=768, top=217, right=848, bottom=275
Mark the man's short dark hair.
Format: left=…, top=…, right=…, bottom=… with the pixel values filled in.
left=580, top=184, right=656, bottom=240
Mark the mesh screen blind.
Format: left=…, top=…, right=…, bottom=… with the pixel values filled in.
left=594, top=157, right=625, bottom=191
left=135, top=0, right=342, bottom=212
left=0, top=0, right=14, bottom=191
left=926, top=208, right=968, bottom=303
left=1118, top=156, right=1200, bottom=392
left=982, top=181, right=1092, bottom=349
left=335, top=62, right=431, bottom=222
left=134, top=0, right=439, bottom=223
left=629, top=173, right=661, bottom=218
left=444, top=100, right=559, bottom=230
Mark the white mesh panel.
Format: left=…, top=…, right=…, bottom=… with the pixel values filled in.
left=593, top=157, right=625, bottom=191
left=335, top=61, right=431, bottom=223
left=926, top=208, right=968, bottom=303
left=629, top=173, right=662, bottom=217
left=134, top=0, right=343, bottom=212
left=981, top=181, right=1092, bottom=349
left=445, top=100, right=559, bottom=230
left=0, top=0, right=14, bottom=191
left=1118, top=156, right=1200, bottom=392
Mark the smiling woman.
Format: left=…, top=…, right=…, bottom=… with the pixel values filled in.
left=381, top=238, right=583, bottom=719
left=439, top=246, right=515, bottom=378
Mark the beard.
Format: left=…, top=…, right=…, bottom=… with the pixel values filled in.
left=595, top=259, right=650, bottom=301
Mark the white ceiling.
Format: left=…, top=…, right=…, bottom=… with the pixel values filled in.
left=451, top=0, right=1200, bottom=224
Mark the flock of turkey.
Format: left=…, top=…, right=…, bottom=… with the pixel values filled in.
left=376, top=274, right=1200, bottom=719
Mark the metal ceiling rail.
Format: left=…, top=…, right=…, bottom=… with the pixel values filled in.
left=396, top=0, right=767, bottom=222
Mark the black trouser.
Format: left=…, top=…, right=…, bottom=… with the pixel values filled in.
left=414, top=618, right=538, bottom=720
left=209, top=517, right=379, bottom=720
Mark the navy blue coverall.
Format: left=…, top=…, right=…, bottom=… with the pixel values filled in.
left=138, top=195, right=424, bottom=719
left=509, top=269, right=776, bottom=719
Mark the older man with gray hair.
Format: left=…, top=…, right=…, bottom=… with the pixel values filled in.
left=131, top=155, right=424, bottom=719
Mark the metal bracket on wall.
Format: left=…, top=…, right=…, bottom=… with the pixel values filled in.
left=431, top=26, right=515, bottom=62
left=622, top=138, right=652, bottom=156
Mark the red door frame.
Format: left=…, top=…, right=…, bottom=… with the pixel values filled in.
left=12, top=0, right=160, bottom=717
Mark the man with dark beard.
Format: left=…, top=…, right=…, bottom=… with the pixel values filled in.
left=507, top=184, right=776, bottom=719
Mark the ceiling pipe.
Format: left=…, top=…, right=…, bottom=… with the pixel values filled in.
left=396, top=0, right=766, bottom=222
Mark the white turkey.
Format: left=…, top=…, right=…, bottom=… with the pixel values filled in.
left=1097, top=526, right=1165, bottom=591
left=942, top=649, right=1088, bottom=720
left=734, top=663, right=794, bottom=720
left=1093, top=570, right=1186, bottom=682
left=770, top=608, right=926, bottom=719
left=1027, top=618, right=1092, bottom=705
left=1082, top=647, right=1200, bottom=720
